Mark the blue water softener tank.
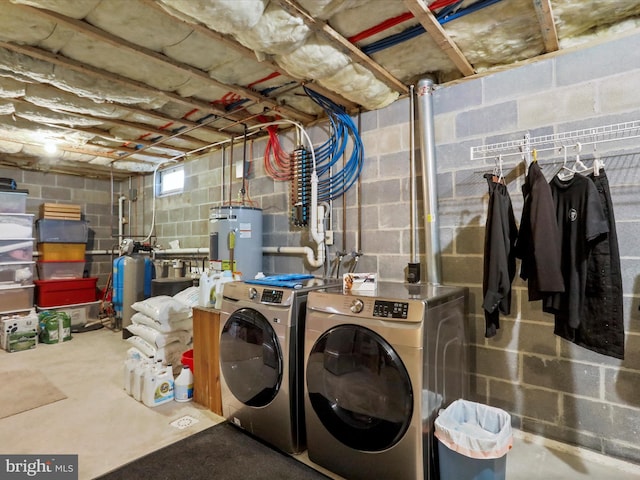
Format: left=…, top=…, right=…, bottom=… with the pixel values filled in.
left=113, top=254, right=153, bottom=330
left=209, top=205, right=263, bottom=280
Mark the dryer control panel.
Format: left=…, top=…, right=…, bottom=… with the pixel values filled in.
left=373, top=300, right=409, bottom=319
left=261, top=289, right=284, bottom=304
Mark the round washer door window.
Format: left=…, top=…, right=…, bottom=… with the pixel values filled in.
left=306, top=324, right=413, bottom=451
left=220, top=307, right=282, bottom=407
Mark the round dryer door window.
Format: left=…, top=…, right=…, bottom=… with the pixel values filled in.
left=306, top=325, right=413, bottom=451
left=220, top=307, right=283, bottom=407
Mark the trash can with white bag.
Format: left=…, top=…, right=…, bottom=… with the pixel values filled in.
left=435, top=399, right=513, bottom=480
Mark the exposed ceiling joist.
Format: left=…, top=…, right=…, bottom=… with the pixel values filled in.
left=533, top=0, right=560, bottom=53
left=403, top=0, right=475, bottom=77
left=138, top=0, right=359, bottom=111
left=0, top=0, right=638, bottom=179
left=0, top=151, right=132, bottom=179
left=276, top=0, right=409, bottom=95
left=9, top=96, right=211, bottom=152
left=15, top=3, right=316, bottom=125
left=0, top=41, right=260, bottom=130
left=58, top=125, right=191, bottom=155
left=0, top=133, right=127, bottom=163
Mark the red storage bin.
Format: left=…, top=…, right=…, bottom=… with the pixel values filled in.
left=34, top=277, right=98, bottom=307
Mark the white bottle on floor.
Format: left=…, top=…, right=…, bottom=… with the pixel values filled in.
left=132, top=356, right=153, bottom=402
left=142, top=363, right=175, bottom=408
left=174, top=365, right=194, bottom=402
left=123, top=358, right=137, bottom=395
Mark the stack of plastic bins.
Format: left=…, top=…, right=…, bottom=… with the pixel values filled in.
left=0, top=189, right=35, bottom=316
left=0, top=189, right=38, bottom=352
left=35, top=218, right=98, bottom=328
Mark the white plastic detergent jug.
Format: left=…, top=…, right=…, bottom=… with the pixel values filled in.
left=174, top=365, right=194, bottom=402
left=132, top=356, right=153, bottom=402
left=123, top=348, right=144, bottom=395
left=142, top=362, right=175, bottom=407
left=214, top=270, right=234, bottom=309
left=198, top=271, right=217, bottom=307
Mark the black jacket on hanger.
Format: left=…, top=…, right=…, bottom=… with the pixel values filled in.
left=515, top=161, right=565, bottom=300
left=482, top=174, right=518, bottom=338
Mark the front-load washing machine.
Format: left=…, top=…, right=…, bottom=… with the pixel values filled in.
left=218, top=276, right=340, bottom=454
left=303, top=282, right=468, bottom=480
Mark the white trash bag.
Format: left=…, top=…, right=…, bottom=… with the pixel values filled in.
left=435, top=399, right=512, bottom=460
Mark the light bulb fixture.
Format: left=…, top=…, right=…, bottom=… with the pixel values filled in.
left=43, top=141, right=57, bottom=155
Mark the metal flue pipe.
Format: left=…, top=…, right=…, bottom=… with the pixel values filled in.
left=416, top=78, right=442, bottom=285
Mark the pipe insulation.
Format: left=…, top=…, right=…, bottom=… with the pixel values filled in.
left=416, top=78, right=442, bottom=285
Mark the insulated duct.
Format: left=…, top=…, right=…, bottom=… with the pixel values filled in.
left=416, top=78, right=442, bottom=285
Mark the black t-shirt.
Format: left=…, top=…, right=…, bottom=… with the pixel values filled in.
left=544, top=173, right=609, bottom=328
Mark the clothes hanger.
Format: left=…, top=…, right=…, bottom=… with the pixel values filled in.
left=592, top=142, right=603, bottom=176
left=572, top=143, right=589, bottom=173
left=490, top=155, right=505, bottom=184
left=557, top=143, right=588, bottom=180
left=556, top=145, right=574, bottom=180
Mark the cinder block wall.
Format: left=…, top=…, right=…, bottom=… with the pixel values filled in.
left=427, top=32, right=640, bottom=462
left=141, top=32, right=640, bottom=463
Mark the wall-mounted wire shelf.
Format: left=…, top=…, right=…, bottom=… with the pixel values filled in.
left=470, top=120, right=640, bottom=162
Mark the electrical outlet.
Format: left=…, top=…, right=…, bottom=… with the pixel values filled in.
left=325, top=230, right=334, bottom=246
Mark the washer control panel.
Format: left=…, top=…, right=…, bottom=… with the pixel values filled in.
left=373, top=300, right=409, bottom=319
left=260, top=289, right=283, bottom=304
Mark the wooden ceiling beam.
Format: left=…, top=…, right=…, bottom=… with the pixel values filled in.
left=0, top=155, right=133, bottom=180
left=533, top=0, right=560, bottom=52
left=403, top=0, right=475, bottom=77
left=276, top=0, right=409, bottom=95
left=0, top=41, right=261, bottom=134
left=0, top=134, right=155, bottom=164
left=10, top=79, right=241, bottom=143
left=17, top=4, right=315, bottom=124
left=10, top=97, right=203, bottom=154
left=139, top=0, right=359, bottom=110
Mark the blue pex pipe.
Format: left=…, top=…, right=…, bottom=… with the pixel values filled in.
left=361, top=0, right=504, bottom=55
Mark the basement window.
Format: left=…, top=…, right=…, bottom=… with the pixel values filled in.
left=158, top=165, right=184, bottom=196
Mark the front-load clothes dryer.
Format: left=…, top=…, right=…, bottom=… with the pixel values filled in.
left=218, top=276, right=340, bottom=454
left=303, top=282, right=468, bottom=480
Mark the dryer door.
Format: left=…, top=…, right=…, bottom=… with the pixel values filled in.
left=306, top=325, right=413, bottom=451
left=220, top=307, right=283, bottom=407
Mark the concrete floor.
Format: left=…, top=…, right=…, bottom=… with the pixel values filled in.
left=1, top=326, right=639, bottom=480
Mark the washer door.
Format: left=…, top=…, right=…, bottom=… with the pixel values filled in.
left=220, top=307, right=283, bottom=407
left=306, top=325, right=413, bottom=451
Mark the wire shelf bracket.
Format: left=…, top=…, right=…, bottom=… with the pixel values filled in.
left=470, top=120, right=640, bottom=162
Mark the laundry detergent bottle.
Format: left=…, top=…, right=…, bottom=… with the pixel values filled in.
left=198, top=271, right=216, bottom=307
left=174, top=365, right=194, bottom=402
left=123, top=348, right=144, bottom=396
left=132, top=356, right=153, bottom=402
left=142, top=362, right=175, bottom=407
left=214, top=270, right=234, bottom=309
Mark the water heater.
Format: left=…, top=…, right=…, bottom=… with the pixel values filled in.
left=209, top=205, right=263, bottom=280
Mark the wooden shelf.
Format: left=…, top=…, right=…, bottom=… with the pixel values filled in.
left=192, top=306, right=222, bottom=415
